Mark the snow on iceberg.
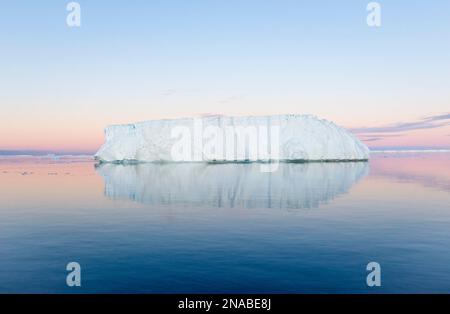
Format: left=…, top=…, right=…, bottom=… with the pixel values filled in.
left=95, top=114, right=369, bottom=162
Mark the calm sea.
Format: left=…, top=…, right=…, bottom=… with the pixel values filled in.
left=0, top=152, right=449, bottom=293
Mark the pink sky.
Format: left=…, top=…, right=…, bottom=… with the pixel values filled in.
left=1, top=112, right=449, bottom=154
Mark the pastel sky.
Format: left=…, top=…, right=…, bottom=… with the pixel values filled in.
left=1, top=0, right=449, bottom=154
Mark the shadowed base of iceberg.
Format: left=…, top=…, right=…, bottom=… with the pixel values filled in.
left=95, top=161, right=369, bottom=210
left=94, top=158, right=369, bottom=165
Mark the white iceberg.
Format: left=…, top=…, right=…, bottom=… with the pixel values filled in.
left=95, top=114, right=369, bottom=162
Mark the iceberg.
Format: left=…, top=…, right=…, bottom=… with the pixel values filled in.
left=95, top=114, right=369, bottom=162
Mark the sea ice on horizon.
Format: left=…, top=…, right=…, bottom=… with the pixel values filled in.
left=95, top=114, right=369, bottom=162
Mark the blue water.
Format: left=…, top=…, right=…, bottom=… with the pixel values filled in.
left=0, top=152, right=449, bottom=293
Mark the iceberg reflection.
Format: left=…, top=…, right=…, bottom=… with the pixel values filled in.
left=96, top=162, right=369, bottom=210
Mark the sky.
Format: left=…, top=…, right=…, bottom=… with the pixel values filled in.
left=1, top=0, right=449, bottom=154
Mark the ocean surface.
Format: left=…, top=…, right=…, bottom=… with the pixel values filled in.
left=0, top=152, right=449, bottom=293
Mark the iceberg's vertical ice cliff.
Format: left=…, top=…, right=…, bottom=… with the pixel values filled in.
left=95, top=115, right=369, bottom=162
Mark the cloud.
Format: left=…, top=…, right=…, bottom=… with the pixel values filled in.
left=351, top=113, right=450, bottom=134
left=161, top=89, right=176, bottom=96
left=362, top=137, right=383, bottom=142
left=427, top=113, right=450, bottom=121
left=358, top=134, right=402, bottom=142
left=359, top=134, right=402, bottom=138
left=218, top=95, right=244, bottom=104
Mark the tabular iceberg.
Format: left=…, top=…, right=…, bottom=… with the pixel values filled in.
left=95, top=114, right=369, bottom=162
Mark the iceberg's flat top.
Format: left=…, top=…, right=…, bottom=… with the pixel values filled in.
left=95, top=114, right=369, bottom=163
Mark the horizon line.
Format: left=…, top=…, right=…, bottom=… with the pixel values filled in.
left=1, top=146, right=450, bottom=157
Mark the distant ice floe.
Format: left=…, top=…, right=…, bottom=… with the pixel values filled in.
left=96, top=162, right=369, bottom=210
